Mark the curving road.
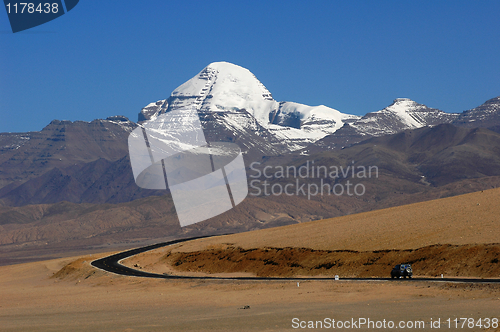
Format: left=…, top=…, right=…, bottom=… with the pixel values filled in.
left=91, top=237, right=500, bottom=283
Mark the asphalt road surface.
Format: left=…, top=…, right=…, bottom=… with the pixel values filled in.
left=91, top=236, right=500, bottom=283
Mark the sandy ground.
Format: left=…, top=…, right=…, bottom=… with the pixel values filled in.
left=1, top=188, right=500, bottom=331
left=0, top=255, right=499, bottom=332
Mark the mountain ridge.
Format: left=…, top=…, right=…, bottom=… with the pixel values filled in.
left=139, top=62, right=361, bottom=154
left=0, top=61, right=499, bottom=208
left=138, top=62, right=500, bottom=154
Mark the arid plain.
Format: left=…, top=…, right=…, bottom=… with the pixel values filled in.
left=1, top=188, right=499, bottom=331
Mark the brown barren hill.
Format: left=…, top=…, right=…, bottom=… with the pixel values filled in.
left=126, top=187, right=500, bottom=278
left=169, top=187, right=500, bottom=252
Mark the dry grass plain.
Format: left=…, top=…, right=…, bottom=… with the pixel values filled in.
left=1, top=188, right=500, bottom=331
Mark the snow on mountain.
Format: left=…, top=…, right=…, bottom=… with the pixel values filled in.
left=0, top=133, right=31, bottom=150
left=138, top=62, right=497, bottom=155
left=138, top=100, right=168, bottom=122
left=349, top=98, right=458, bottom=137
left=453, top=96, right=500, bottom=128
left=138, top=62, right=359, bottom=153
left=304, top=98, right=461, bottom=153
left=265, top=102, right=360, bottom=150
left=104, top=116, right=137, bottom=132
left=272, top=102, right=359, bottom=135
left=171, top=62, right=277, bottom=126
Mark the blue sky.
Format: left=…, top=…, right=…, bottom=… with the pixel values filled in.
left=1, top=1, right=499, bottom=133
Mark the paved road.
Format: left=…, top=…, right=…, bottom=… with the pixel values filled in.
left=91, top=237, right=500, bottom=283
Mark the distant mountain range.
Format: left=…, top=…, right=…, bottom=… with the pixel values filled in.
left=2, top=123, right=500, bottom=265
left=1, top=62, right=500, bottom=264
left=138, top=62, right=500, bottom=153
left=309, top=96, right=500, bottom=151
left=0, top=62, right=499, bottom=207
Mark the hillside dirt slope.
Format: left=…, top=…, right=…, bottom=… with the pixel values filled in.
left=2, top=174, right=500, bottom=266
left=125, top=187, right=500, bottom=278
left=136, top=243, right=499, bottom=278
left=163, top=187, right=500, bottom=252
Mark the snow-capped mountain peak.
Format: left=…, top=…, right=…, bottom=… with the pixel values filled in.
left=453, top=96, right=500, bottom=127
left=139, top=63, right=497, bottom=156
left=139, top=64, right=500, bottom=156
left=138, top=62, right=358, bottom=153
left=349, top=98, right=458, bottom=137
left=173, top=62, right=273, bottom=101
left=169, top=62, right=277, bottom=126
left=379, top=98, right=432, bottom=128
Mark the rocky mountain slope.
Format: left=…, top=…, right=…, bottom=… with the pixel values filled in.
left=453, top=96, right=500, bottom=128
left=3, top=123, right=500, bottom=265
left=345, top=98, right=458, bottom=136
left=138, top=61, right=500, bottom=156
left=0, top=61, right=499, bottom=211
left=305, top=96, right=500, bottom=151
left=0, top=117, right=135, bottom=189
left=138, top=62, right=360, bottom=155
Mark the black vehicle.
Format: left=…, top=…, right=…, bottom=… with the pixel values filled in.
left=391, top=264, right=413, bottom=279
